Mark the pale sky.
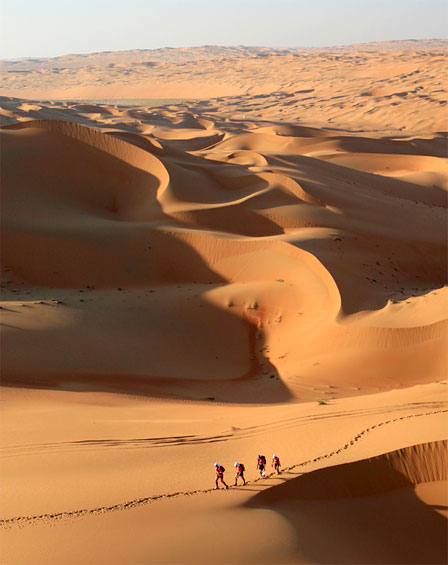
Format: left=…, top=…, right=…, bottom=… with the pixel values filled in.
left=1, top=0, right=446, bottom=60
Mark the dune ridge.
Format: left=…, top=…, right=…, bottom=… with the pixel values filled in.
left=252, top=439, right=447, bottom=503
left=3, top=40, right=448, bottom=71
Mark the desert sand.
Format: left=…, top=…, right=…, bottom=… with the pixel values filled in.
left=0, top=41, right=447, bottom=564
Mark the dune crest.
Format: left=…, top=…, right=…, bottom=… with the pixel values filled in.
left=251, top=440, right=447, bottom=502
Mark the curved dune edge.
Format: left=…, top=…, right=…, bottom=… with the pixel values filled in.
left=251, top=439, right=447, bottom=504
left=1, top=119, right=170, bottom=194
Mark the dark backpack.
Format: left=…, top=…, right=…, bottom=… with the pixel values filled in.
left=261, top=456, right=266, bottom=465
left=219, top=466, right=225, bottom=473
left=240, top=464, right=245, bottom=472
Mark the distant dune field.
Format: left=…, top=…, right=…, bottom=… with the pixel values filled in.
left=1, top=41, right=447, bottom=133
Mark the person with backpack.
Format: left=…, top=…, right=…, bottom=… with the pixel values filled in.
left=214, top=462, right=229, bottom=490
left=233, top=461, right=246, bottom=486
left=257, top=454, right=267, bottom=478
left=272, top=454, right=281, bottom=474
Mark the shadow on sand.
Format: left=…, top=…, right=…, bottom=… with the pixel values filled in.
left=246, top=441, right=448, bottom=564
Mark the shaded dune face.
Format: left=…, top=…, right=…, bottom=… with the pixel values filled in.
left=1, top=115, right=447, bottom=399
left=247, top=441, right=448, bottom=565
left=250, top=440, right=448, bottom=502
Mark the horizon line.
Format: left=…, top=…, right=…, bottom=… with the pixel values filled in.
left=3, top=37, right=447, bottom=63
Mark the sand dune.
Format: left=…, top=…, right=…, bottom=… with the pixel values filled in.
left=248, top=440, right=448, bottom=564
left=252, top=440, right=447, bottom=501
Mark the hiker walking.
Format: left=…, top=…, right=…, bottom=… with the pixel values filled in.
left=234, top=461, right=246, bottom=486
left=272, top=454, right=281, bottom=474
left=257, top=454, right=267, bottom=478
left=214, top=462, right=229, bottom=490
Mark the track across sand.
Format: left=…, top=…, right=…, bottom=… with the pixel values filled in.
left=1, top=401, right=442, bottom=457
left=1, top=408, right=446, bottom=529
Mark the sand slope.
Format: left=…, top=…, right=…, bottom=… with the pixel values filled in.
left=252, top=439, right=447, bottom=502
left=248, top=440, right=448, bottom=564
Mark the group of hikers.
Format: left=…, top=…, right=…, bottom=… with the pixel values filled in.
left=214, top=454, right=281, bottom=489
